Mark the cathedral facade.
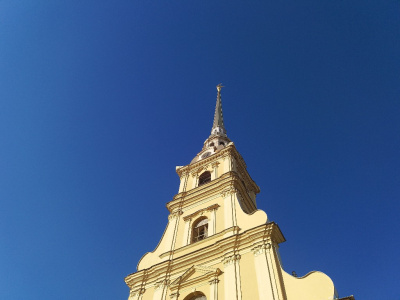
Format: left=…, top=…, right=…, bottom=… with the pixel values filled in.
left=125, top=86, right=354, bottom=300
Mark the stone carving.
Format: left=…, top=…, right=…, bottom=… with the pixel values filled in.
left=222, top=254, right=241, bottom=266
left=220, top=186, right=238, bottom=198
left=169, top=292, right=180, bottom=299
left=183, top=204, right=220, bottom=221
left=129, top=288, right=145, bottom=298
left=168, top=210, right=183, bottom=220
left=209, top=278, right=220, bottom=285
left=251, top=243, right=272, bottom=256
left=211, top=161, right=220, bottom=168
left=155, top=279, right=169, bottom=290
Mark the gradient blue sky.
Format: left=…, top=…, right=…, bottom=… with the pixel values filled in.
left=1, top=1, right=399, bottom=299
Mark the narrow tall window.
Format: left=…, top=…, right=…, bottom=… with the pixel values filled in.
left=192, top=218, right=208, bottom=243
left=198, top=171, right=211, bottom=186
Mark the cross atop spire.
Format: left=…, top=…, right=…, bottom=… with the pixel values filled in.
left=211, top=84, right=226, bottom=136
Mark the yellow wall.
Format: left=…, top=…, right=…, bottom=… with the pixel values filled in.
left=126, top=144, right=339, bottom=300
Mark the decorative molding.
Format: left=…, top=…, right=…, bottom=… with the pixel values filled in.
left=169, top=265, right=222, bottom=295
left=129, top=223, right=285, bottom=293
left=251, top=243, right=272, bottom=256
left=154, top=279, right=169, bottom=290
left=211, top=161, right=220, bottom=168
left=179, top=171, right=188, bottom=179
left=168, top=210, right=183, bottom=220
left=223, top=254, right=241, bottom=266
left=176, top=144, right=233, bottom=174
left=220, top=185, right=238, bottom=198
left=183, top=204, right=220, bottom=221
left=129, top=288, right=145, bottom=298
left=209, top=278, right=220, bottom=285
left=169, top=292, right=180, bottom=299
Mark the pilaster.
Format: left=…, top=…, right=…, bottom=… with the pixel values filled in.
left=166, top=211, right=182, bottom=253
left=223, top=254, right=242, bottom=300
left=129, top=288, right=145, bottom=300
left=251, top=242, right=285, bottom=300
left=221, top=186, right=238, bottom=234
left=182, top=218, right=191, bottom=247
left=209, top=278, right=219, bottom=300
left=211, top=161, right=220, bottom=180
left=191, top=172, right=199, bottom=189
left=208, top=206, right=217, bottom=236
left=178, top=171, right=189, bottom=193
left=153, top=280, right=169, bottom=300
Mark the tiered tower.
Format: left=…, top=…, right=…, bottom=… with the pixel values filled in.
left=125, top=86, right=354, bottom=300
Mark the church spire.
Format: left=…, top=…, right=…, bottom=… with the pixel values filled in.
left=189, top=85, right=231, bottom=164
left=210, top=84, right=227, bottom=138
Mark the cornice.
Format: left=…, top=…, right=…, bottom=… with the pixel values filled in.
left=159, top=226, right=241, bottom=260
left=182, top=204, right=220, bottom=221
left=222, top=254, right=241, bottom=266
left=124, top=222, right=286, bottom=288
left=167, top=171, right=256, bottom=213
left=125, top=222, right=286, bottom=291
left=169, top=265, right=222, bottom=292
left=177, top=144, right=244, bottom=177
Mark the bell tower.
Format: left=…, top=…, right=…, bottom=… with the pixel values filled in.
left=125, top=86, right=354, bottom=300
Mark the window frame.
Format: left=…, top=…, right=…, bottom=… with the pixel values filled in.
left=198, top=171, right=211, bottom=186
left=191, top=217, right=209, bottom=243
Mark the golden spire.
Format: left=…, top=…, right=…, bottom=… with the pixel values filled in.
left=212, top=84, right=226, bottom=135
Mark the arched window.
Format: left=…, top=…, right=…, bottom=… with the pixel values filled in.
left=184, top=292, right=207, bottom=300
left=192, top=217, right=208, bottom=243
left=198, top=171, right=211, bottom=186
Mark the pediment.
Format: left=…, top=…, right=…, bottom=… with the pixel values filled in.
left=170, top=265, right=222, bottom=291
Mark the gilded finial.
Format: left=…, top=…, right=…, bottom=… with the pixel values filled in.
left=216, top=83, right=224, bottom=92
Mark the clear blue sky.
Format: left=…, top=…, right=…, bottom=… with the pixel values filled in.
left=1, top=1, right=399, bottom=299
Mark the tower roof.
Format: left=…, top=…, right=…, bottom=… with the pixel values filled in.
left=212, top=84, right=225, bottom=132
left=209, top=84, right=228, bottom=138
left=190, top=85, right=231, bottom=164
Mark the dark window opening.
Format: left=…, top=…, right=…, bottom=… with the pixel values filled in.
left=210, top=142, right=215, bottom=147
left=184, top=292, right=207, bottom=300
left=219, top=141, right=225, bottom=146
left=192, top=218, right=208, bottom=243
left=198, top=171, right=211, bottom=186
